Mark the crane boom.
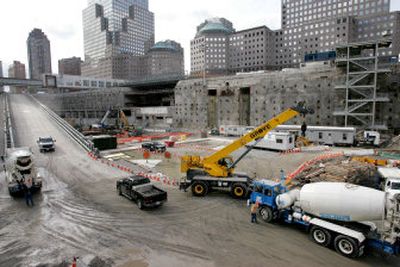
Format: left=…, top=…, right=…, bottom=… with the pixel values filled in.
left=181, top=102, right=313, bottom=177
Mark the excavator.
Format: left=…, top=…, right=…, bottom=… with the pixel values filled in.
left=179, top=102, right=314, bottom=198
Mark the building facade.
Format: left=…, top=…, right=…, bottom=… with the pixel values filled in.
left=58, top=57, right=82, bottom=76
left=8, top=61, right=26, bottom=93
left=146, top=40, right=184, bottom=78
left=0, top=60, right=3, bottom=93
left=279, top=0, right=398, bottom=67
left=82, top=0, right=154, bottom=79
left=27, top=28, right=52, bottom=80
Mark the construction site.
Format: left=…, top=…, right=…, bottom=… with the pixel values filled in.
left=1, top=41, right=400, bottom=267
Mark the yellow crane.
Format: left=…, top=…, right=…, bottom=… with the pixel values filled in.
left=180, top=102, right=314, bottom=198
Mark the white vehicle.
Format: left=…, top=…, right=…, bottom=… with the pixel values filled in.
left=275, top=125, right=356, bottom=146
left=359, top=131, right=380, bottom=146
left=251, top=182, right=400, bottom=258
left=377, top=167, right=400, bottom=196
left=219, top=125, right=255, bottom=137
left=5, top=147, right=42, bottom=196
left=251, top=131, right=295, bottom=151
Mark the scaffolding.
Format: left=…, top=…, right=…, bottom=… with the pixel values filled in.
left=334, top=40, right=392, bottom=130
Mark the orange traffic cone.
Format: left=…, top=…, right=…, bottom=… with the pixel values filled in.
left=72, top=257, right=77, bottom=267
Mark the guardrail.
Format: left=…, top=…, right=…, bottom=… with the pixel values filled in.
left=29, top=94, right=93, bottom=152
left=4, top=93, right=15, bottom=151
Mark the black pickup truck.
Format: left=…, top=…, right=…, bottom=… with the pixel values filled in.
left=116, top=175, right=167, bottom=209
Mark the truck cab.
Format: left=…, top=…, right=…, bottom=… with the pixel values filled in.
left=378, top=167, right=400, bottom=195
left=249, top=180, right=285, bottom=222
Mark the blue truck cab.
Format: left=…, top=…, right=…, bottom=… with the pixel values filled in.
left=249, top=179, right=286, bottom=222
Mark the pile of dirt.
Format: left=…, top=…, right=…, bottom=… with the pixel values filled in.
left=291, top=157, right=378, bottom=188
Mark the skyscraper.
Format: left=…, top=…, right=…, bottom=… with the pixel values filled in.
left=278, top=0, right=397, bottom=67
left=0, top=60, right=3, bottom=93
left=82, top=0, right=155, bottom=79
left=27, top=28, right=52, bottom=80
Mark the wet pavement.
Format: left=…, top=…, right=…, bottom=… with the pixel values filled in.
left=0, top=94, right=399, bottom=267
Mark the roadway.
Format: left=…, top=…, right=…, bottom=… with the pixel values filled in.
left=0, top=94, right=398, bottom=267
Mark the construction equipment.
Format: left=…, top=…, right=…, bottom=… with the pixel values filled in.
left=179, top=102, right=314, bottom=198
left=295, top=135, right=312, bottom=147
left=351, top=156, right=388, bottom=166
left=250, top=181, right=400, bottom=258
left=5, top=147, right=42, bottom=196
left=118, top=110, right=142, bottom=137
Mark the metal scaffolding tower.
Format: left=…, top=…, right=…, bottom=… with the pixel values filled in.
left=334, top=40, right=392, bottom=130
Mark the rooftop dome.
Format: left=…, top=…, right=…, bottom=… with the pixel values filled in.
left=198, top=18, right=233, bottom=35
left=150, top=40, right=179, bottom=52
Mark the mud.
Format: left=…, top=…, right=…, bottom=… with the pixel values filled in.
left=0, top=94, right=399, bottom=267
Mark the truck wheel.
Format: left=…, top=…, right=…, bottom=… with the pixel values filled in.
left=259, top=206, right=273, bottom=223
left=310, top=226, right=331, bottom=247
left=137, top=199, right=144, bottom=210
left=231, top=183, right=247, bottom=199
left=334, top=235, right=360, bottom=258
left=191, top=181, right=208, bottom=197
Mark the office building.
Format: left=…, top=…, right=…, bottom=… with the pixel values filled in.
left=279, top=0, right=398, bottom=67
left=0, top=60, right=3, bottom=92
left=82, top=0, right=154, bottom=79
left=8, top=61, right=26, bottom=93
left=27, top=28, right=52, bottom=79
left=146, top=40, right=184, bottom=78
left=58, top=57, right=82, bottom=76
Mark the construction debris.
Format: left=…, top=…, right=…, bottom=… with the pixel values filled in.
left=290, top=157, right=378, bottom=189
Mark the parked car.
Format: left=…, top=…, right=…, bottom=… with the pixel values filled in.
left=37, top=137, right=56, bottom=152
left=116, top=175, right=167, bottom=209
left=141, top=141, right=166, bottom=152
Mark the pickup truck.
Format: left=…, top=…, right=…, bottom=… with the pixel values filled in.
left=37, top=137, right=56, bottom=152
left=116, top=175, right=167, bottom=209
left=141, top=142, right=166, bottom=152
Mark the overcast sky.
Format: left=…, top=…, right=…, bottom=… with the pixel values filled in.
left=0, top=0, right=399, bottom=77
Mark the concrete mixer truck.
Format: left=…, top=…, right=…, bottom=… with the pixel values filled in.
left=249, top=181, right=400, bottom=258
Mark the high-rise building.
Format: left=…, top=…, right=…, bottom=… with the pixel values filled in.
left=82, top=0, right=155, bottom=79
left=27, top=28, right=52, bottom=80
left=190, top=18, right=278, bottom=76
left=58, top=57, right=82, bottom=76
left=8, top=61, right=26, bottom=93
left=0, top=60, right=3, bottom=93
left=146, top=40, right=184, bottom=78
left=278, top=0, right=398, bottom=67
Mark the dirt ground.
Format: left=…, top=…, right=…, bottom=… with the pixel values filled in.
left=0, top=94, right=399, bottom=267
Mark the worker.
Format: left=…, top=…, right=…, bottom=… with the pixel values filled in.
left=250, top=202, right=259, bottom=223
left=24, top=178, right=34, bottom=207
left=301, top=122, right=307, bottom=137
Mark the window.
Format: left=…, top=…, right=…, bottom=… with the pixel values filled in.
left=319, top=132, right=323, bottom=139
left=343, top=133, right=347, bottom=140
left=276, top=139, right=283, bottom=144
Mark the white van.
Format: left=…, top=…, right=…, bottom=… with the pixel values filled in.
left=252, top=131, right=295, bottom=151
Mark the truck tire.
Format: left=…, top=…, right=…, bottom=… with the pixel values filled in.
left=334, top=235, right=360, bottom=258
left=231, top=183, right=247, bottom=199
left=310, top=226, right=331, bottom=247
left=191, top=181, right=208, bottom=197
left=137, top=199, right=144, bottom=210
left=259, top=206, right=273, bottom=223
left=117, top=186, right=122, bottom=195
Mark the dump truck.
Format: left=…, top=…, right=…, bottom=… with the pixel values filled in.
left=250, top=181, right=400, bottom=258
left=5, top=147, right=42, bottom=196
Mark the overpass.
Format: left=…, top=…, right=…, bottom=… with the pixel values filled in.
left=0, top=77, right=43, bottom=87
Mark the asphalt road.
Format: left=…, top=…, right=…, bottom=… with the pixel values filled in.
left=0, top=94, right=398, bottom=267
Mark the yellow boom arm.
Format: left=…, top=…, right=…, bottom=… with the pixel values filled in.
left=181, top=102, right=313, bottom=177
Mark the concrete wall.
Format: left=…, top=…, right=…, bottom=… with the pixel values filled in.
left=174, top=62, right=400, bottom=132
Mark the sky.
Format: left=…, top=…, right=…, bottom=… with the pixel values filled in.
left=0, top=0, right=399, bottom=77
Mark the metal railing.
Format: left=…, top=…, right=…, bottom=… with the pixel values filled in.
left=4, top=93, right=15, bottom=150
left=29, top=94, right=93, bottom=152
